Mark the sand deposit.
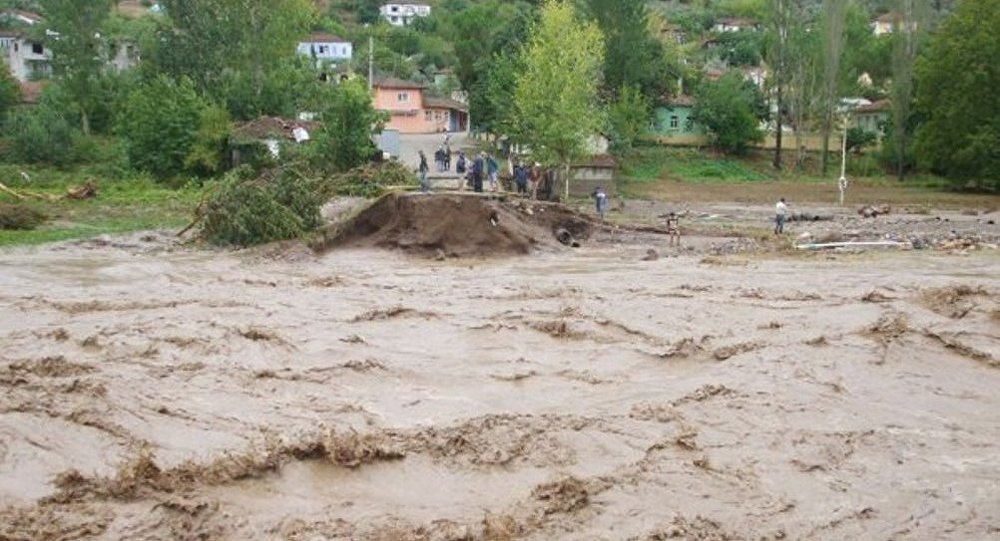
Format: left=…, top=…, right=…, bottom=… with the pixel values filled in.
left=1, top=197, right=999, bottom=540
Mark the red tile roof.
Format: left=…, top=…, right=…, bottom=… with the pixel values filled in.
left=423, top=96, right=467, bottom=112
left=855, top=99, right=891, bottom=113
left=373, top=77, right=426, bottom=90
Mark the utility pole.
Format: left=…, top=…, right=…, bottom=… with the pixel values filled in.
left=838, top=113, right=849, bottom=206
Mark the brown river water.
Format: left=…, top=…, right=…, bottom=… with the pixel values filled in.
left=0, top=227, right=998, bottom=540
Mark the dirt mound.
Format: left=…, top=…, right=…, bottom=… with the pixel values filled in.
left=312, top=193, right=593, bottom=258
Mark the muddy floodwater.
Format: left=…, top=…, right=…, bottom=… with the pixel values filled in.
left=1, top=222, right=999, bottom=540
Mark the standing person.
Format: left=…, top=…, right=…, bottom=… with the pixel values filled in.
left=529, top=162, right=542, bottom=200
left=665, top=211, right=680, bottom=246
left=774, top=197, right=788, bottom=234
left=418, top=150, right=430, bottom=193
left=444, top=144, right=452, bottom=172
left=592, top=186, right=609, bottom=220
left=513, top=161, right=529, bottom=195
left=486, top=153, right=499, bottom=192
left=455, top=151, right=467, bottom=190
left=471, top=152, right=485, bottom=193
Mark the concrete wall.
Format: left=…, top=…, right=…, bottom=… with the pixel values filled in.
left=558, top=167, right=616, bottom=198
left=649, top=133, right=841, bottom=152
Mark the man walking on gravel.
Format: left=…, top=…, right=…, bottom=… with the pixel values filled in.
left=774, top=197, right=788, bottom=234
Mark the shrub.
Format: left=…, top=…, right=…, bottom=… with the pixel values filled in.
left=325, top=160, right=417, bottom=198
left=0, top=203, right=47, bottom=230
left=197, top=160, right=416, bottom=246
left=4, top=102, right=76, bottom=166
left=198, top=165, right=325, bottom=246
left=117, top=76, right=210, bottom=180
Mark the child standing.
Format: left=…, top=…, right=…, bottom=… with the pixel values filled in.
left=593, top=186, right=609, bottom=220
left=665, top=211, right=680, bottom=246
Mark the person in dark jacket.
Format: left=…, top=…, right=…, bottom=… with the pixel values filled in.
left=471, top=152, right=485, bottom=193
left=418, top=150, right=430, bottom=192
left=514, top=161, right=529, bottom=195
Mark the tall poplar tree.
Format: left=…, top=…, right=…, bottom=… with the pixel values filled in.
left=39, top=0, right=114, bottom=135
left=512, top=0, right=603, bottom=199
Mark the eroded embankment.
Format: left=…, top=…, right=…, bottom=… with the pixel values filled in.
left=310, top=192, right=594, bottom=257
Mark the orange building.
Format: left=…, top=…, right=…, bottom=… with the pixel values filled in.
left=373, top=77, right=468, bottom=134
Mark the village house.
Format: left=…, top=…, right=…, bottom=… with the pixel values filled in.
left=852, top=99, right=891, bottom=136
left=372, top=77, right=468, bottom=134
left=652, top=94, right=704, bottom=140
left=296, top=33, right=352, bottom=66
left=871, top=12, right=918, bottom=36
left=379, top=3, right=431, bottom=27
left=1, top=31, right=51, bottom=82
left=712, top=16, right=758, bottom=33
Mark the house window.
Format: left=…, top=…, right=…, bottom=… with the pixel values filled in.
left=670, top=115, right=679, bottom=129
left=397, top=92, right=409, bottom=102
left=317, top=45, right=328, bottom=54
left=31, top=42, right=43, bottom=55
left=685, top=118, right=694, bottom=131
left=425, top=111, right=432, bottom=121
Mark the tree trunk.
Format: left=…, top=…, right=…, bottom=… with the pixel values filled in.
left=772, top=0, right=785, bottom=170
left=773, top=83, right=783, bottom=170
left=81, top=110, right=91, bottom=137
left=563, top=162, right=571, bottom=201
left=820, top=112, right=831, bottom=175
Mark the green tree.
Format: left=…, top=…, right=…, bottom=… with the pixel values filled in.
left=183, top=103, right=232, bottom=177
left=693, top=72, right=765, bottom=155
left=0, top=68, right=19, bottom=118
left=607, top=85, right=649, bottom=156
left=583, top=0, right=676, bottom=101
left=447, top=0, right=534, bottom=130
left=470, top=52, right=520, bottom=137
left=154, top=0, right=313, bottom=118
left=38, top=0, right=114, bottom=135
left=4, top=91, right=75, bottom=166
left=311, top=78, right=385, bottom=172
left=512, top=0, right=604, bottom=198
left=914, top=0, right=1000, bottom=189
left=889, top=0, right=930, bottom=181
left=117, top=75, right=209, bottom=179
left=819, top=0, right=847, bottom=175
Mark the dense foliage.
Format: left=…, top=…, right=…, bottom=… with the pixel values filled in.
left=116, top=76, right=212, bottom=179
left=512, top=0, right=604, bottom=177
left=693, top=72, right=765, bottom=155
left=310, top=78, right=385, bottom=173
left=914, top=0, right=1000, bottom=189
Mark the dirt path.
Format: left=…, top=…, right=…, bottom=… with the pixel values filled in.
left=1, top=212, right=998, bottom=540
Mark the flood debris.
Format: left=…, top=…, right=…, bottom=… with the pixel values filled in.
left=919, top=285, right=988, bottom=319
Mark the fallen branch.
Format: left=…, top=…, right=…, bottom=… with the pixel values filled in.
left=0, top=182, right=25, bottom=201
left=795, top=241, right=907, bottom=250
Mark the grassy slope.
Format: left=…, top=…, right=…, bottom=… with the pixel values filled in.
left=619, top=146, right=1000, bottom=209
left=0, top=174, right=201, bottom=247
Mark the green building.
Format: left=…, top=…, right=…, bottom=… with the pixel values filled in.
left=651, top=95, right=705, bottom=138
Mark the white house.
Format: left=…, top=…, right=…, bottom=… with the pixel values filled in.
left=296, top=33, right=352, bottom=64
left=1, top=31, right=52, bottom=82
left=379, top=3, right=431, bottom=26
left=871, top=12, right=918, bottom=36
left=712, top=16, right=758, bottom=33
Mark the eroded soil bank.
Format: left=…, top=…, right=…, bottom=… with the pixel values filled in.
left=1, top=202, right=999, bottom=540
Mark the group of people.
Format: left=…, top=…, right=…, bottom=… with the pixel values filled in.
left=434, top=145, right=452, bottom=172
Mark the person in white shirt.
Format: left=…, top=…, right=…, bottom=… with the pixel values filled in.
left=774, top=197, right=788, bottom=234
